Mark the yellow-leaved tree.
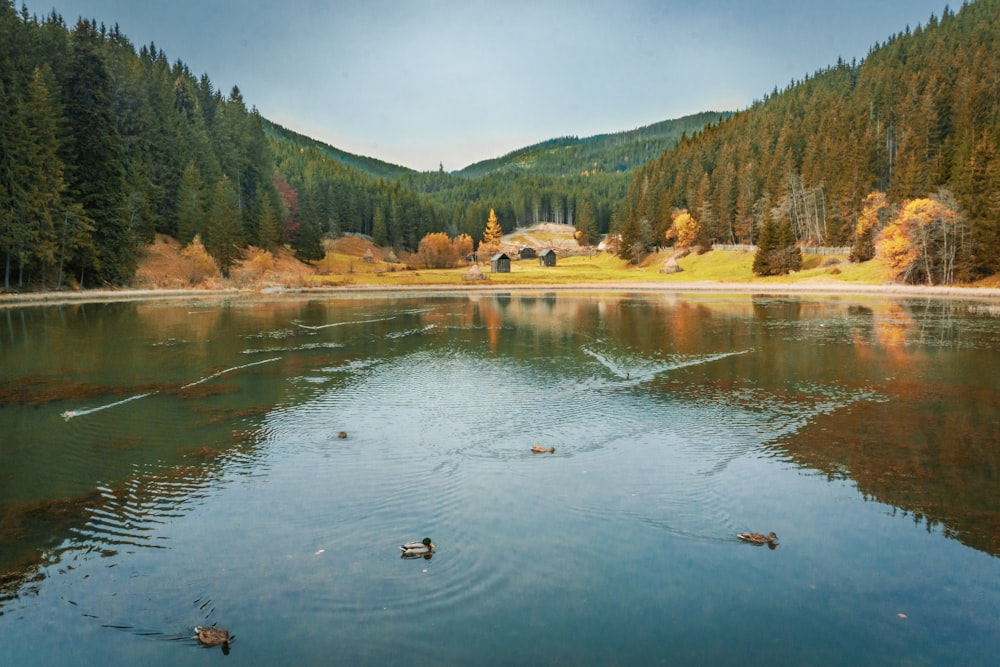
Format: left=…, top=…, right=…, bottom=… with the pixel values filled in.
left=665, top=210, right=701, bottom=251
left=876, top=192, right=968, bottom=285
left=482, top=208, right=503, bottom=251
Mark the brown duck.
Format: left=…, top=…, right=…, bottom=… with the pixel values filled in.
left=195, top=625, right=232, bottom=647
left=737, top=531, right=778, bottom=545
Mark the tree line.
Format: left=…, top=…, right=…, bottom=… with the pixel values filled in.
left=619, top=0, right=1000, bottom=283
left=7, top=0, right=997, bottom=289
left=1, top=3, right=283, bottom=287
left=0, top=1, right=715, bottom=290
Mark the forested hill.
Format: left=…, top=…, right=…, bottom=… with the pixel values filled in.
left=620, top=0, right=1000, bottom=282
left=263, top=120, right=415, bottom=180
left=9, top=0, right=998, bottom=290
left=0, top=4, right=287, bottom=288
left=455, top=112, right=732, bottom=180
left=0, top=0, right=727, bottom=290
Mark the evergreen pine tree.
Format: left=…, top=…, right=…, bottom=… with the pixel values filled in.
left=254, top=187, right=283, bottom=251
left=19, top=65, right=65, bottom=286
left=372, top=205, right=388, bottom=246
left=290, top=214, right=324, bottom=261
left=176, top=161, right=203, bottom=245
left=63, top=20, right=135, bottom=286
left=752, top=219, right=777, bottom=276
left=204, top=175, right=242, bottom=276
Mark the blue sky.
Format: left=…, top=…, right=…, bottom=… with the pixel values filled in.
left=36, top=1, right=948, bottom=171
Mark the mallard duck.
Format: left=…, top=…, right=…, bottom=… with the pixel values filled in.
left=530, top=445, right=555, bottom=453
left=337, top=431, right=348, bottom=439
left=195, top=625, right=232, bottom=647
left=400, top=537, right=434, bottom=557
left=737, top=531, right=778, bottom=545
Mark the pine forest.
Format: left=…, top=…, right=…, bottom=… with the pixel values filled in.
left=2, top=0, right=1000, bottom=289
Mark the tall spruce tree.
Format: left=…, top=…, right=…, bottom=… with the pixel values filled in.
left=63, top=20, right=135, bottom=285
left=204, top=175, right=241, bottom=276
left=18, top=65, right=65, bottom=286
left=175, top=160, right=204, bottom=245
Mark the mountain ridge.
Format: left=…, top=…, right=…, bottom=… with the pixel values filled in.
left=265, top=111, right=733, bottom=181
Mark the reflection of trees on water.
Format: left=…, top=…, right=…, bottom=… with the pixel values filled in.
left=770, top=379, right=1000, bottom=558
left=2, top=292, right=998, bottom=611
left=0, top=444, right=247, bottom=613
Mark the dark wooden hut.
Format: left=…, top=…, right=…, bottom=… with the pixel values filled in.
left=539, top=248, right=557, bottom=267
left=490, top=252, right=511, bottom=273
left=519, top=246, right=536, bottom=260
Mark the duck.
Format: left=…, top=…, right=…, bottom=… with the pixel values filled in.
left=737, top=531, right=778, bottom=545
left=530, top=445, right=555, bottom=453
left=400, top=537, right=434, bottom=557
left=194, top=625, right=232, bottom=647
left=337, top=431, right=348, bottom=439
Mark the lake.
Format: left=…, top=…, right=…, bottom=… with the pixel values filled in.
left=1, top=290, right=998, bottom=665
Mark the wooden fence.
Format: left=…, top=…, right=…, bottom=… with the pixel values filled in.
left=711, top=244, right=851, bottom=256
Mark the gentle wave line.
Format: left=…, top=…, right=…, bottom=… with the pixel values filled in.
left=295, top=316, right=395, bottom=330
left=61, top=357, right=282, bottom=420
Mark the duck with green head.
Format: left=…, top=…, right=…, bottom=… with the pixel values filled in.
left=400, top=537, right=434, bottom=557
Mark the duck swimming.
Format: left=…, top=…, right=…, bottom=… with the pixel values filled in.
left=400, top=537, right=435, bottom=557
left=530, top=446, right=555, bottom=453
left=195, top=625, right=232, bottom=647
left=737, top=531, right=778, bottom=545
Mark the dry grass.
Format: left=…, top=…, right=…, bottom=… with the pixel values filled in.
left=129, top=229, right=1000, bottom=297
left=134, top=235, right=316, bottom=290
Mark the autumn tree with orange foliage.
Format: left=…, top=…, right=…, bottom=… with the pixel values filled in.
left=417, top=232, right=458, bottom=268
left=665, top=210, right=701, bottom=252
left=180, top=235, right=219, bottom=285
left=876, top=191, right=969, bottom=285
left=452, top=233, right=474, bottom=263
left=416, top=232, right=476, bottom=269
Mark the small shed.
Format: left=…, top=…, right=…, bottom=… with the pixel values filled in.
left=519, top=246, right=537, bottom=260
left=539, top=248, right=557, bottom=267
left=362, top=248, right=375, bottom=263
left=490, top=252, right=511, bottom=273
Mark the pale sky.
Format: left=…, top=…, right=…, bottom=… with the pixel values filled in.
left=35, top=1, right=948, bottom=172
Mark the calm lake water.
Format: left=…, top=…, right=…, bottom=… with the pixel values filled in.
left=1, top=290, right=998, bottom=665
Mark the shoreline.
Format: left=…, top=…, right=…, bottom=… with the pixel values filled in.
left=3, top=280, right=1000, bottom=307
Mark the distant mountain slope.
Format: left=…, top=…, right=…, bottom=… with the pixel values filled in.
left=454, top=111, right=732, bottom=179
left=265, top=112, right=730, bottom=181
left=263, top=119, right=415, bottom=180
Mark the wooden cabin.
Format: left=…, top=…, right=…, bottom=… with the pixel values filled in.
left=490, top=252, right=511, bottom=273
left=519, top=246, right=537, bottom=260
left=539, top=248, right=557, bottom=267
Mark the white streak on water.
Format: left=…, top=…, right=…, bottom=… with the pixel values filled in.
left=180, top=357, right=282, bottom=389
left=582, top=347, right=751, bottom=380
left=61, top=392, right=155, bottom=421
left=61, top=357, right=282, bottom=420
left=295, top=317, right=395, bottom=330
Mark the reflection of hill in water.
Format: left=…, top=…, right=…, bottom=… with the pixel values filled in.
left=0, top=447, right=238, bottom=612
left=769, top=378, right=1000, bottom=558
left=3, top=291, right=998, bottom=614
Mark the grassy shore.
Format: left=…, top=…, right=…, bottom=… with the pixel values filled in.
left=4, top=242, right=1000, bottom=306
